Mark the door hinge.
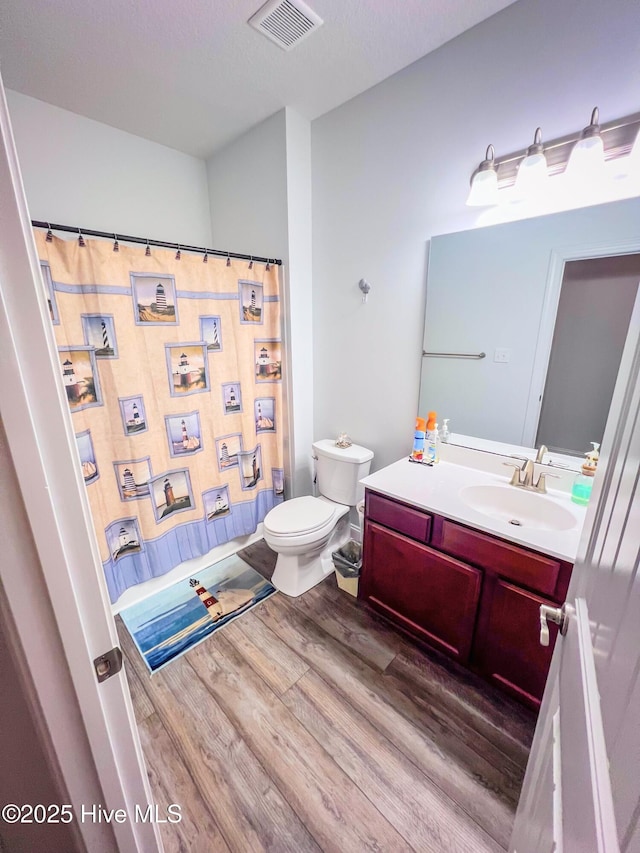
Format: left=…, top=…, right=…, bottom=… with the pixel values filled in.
left=94, top=647, right=123, bottom=683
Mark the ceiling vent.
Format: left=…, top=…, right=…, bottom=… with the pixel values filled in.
left=248, top=0, right=323, bottom=51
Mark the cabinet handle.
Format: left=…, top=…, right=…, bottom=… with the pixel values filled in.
left=539, top=603, right=568, bottom=646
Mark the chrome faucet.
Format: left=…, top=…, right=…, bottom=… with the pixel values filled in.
left=502, top=457, right=559, bottom=493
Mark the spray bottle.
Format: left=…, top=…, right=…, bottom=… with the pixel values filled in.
left=425, top=411, right=439, bottom=464
left=411, top=417, right=427, bottom=462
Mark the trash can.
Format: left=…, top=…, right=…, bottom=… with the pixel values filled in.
left=331, top=539, right=362, bottom=598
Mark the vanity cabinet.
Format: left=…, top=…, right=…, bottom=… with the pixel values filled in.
left=360, top=490, right=573, bottom=709
left=362, top=522, right=481, bottom=662
left=472, top=579, right=558, bottom=705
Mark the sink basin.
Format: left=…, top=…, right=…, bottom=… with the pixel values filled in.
left=459, top=484, right=578, bottom=531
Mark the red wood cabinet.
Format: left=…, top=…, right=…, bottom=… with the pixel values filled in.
left=360, top=489, right=573, bottom=709
left=472, top=579, right=559, bottom=706
left=361, top=522, right=481, bottom=662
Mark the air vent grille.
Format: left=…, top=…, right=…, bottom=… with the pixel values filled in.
left=249, top=0, right=323, bottom=51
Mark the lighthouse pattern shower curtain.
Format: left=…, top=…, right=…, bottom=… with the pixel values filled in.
left=36, top=232, right=284, bottom=604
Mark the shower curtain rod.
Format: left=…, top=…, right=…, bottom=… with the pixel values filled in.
left=31, top=220, right=282, bottom=266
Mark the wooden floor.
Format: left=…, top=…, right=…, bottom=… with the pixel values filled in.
left=117, top=540, right=536, bottom=853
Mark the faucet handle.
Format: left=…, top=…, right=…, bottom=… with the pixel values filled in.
left=534, top=471, right=560, bottom=493
left=502, top=461, right=524, bottom=486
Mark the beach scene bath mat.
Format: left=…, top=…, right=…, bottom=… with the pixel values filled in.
left=120, top=553, right=276, bottom=672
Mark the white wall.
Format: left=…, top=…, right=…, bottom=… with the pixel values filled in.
left=311, top=0, right=640, bottom=471
left=283, top=109, right=314, bottom=497
left=207, top=110, right=288, bottom=258
left=207, top=109, right=314, bottom=497
left=6, top=90, right=212, bottom=245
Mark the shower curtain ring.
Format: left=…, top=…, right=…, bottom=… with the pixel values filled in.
left=46, top=223, right=53, bottom=242
left=175, top=244, right=181, bottom=261
left=78, top=228, right=86, bottom=248
left=248, top=255, right=253, bottom=270
left=145, top=239, right=151, bottom=257
left=265, top=259, right=271, bottom=271
left=226, top=253, right=231, bottom=267
left=203, top=250, right=208, bottom=263
left=113, top=233, right=120, bottom=252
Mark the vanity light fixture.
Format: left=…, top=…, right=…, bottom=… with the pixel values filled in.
left=513, top=128, right=549, bottom=199
left=468, top=107, right=640, bottom=205
left=565, top=107, right=605, bottom=182
left=466, top=145, right=499, bottom=207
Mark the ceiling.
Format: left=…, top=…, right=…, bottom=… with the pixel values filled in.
left=0, top=0, right=517, bottom=159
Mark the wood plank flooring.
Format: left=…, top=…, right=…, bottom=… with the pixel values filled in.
left=117, top=540, right=536, bottom=853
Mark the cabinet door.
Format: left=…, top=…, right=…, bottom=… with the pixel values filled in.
left=361, top=522, right=481, bottom=662
left=474, top=579, right=557, bottom=708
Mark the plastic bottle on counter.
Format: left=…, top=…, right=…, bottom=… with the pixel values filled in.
left=571, top=442, right=599, bottom=505
left=441, top=419, right=451, bottom=443
left=425, top=411, right=439, bottom=464
left=411, top=417, right=427, bottom=462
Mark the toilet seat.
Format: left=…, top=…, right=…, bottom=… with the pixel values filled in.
left=264, top=495, right=336, bottom=538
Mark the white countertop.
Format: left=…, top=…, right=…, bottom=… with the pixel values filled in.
left=360, top=456, right=587, bottom=563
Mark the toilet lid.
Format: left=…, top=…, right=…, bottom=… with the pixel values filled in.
left=265, top=496, right=335, bottom=536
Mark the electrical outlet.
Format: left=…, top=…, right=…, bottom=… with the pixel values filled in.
left=494, top=348, right=511, bottom=363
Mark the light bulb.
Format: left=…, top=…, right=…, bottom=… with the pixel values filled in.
left=466, top=145, right=499, bottom=207
left=513, top=128, right=549, bottom=200
left=566, top=107, right=606, bottom=184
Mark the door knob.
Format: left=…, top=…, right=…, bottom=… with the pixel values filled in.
left=539, top=603, right=568, bottom=646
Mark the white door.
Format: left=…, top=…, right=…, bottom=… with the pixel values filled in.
left=0, top=79, right=161, bottom=851
left=511, top=290, right=640, bottom=852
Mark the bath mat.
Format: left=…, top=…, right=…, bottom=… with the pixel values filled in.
left=120, top=553, right=276, bottom=673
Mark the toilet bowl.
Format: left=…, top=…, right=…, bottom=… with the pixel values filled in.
left=264, top=438, right=374, bottom=597
left=264, top=495, right=350, bottom=597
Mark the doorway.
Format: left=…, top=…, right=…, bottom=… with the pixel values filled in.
left=535, top=253, right=640, bottom=455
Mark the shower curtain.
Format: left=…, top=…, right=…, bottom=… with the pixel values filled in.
left=36, top=232, right=284, bottom=604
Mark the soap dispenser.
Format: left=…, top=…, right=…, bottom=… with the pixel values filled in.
left=571, top=442, right=600, bottom=506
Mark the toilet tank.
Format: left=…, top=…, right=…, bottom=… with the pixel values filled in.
left=313, top=439, right=374, bottom=506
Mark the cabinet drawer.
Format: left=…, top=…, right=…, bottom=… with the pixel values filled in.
left=435, top=519, right=560, bottom=597
left=366, top=491, right=431, bottom=543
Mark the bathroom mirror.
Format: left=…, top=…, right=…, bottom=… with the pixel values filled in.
left=418, top=196, right=640, bottom=466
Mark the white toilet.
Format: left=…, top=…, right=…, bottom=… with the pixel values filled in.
left=264, top=439, right=374, bottom=597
